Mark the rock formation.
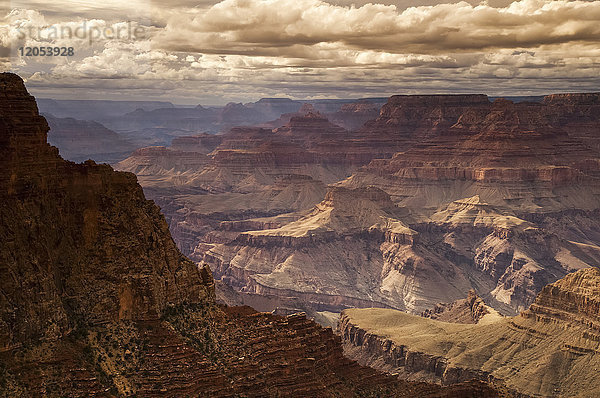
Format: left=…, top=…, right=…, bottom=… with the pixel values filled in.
left=340, top=267, right=600, bottom=397
left=201, top=186, right=424, bottom=316
left=329, top=101, right=382, bottom=131
left=246, top=97, right=303, bottom=120
left=420, top=290, right=501, bottom=324
left=338, top=96, right=600, bottom=313
left=0, top=71, right=210, bottom=351
left=106, top=105, right=221, bottom=133
left=98, top=97, right=383, bottom=141
left=0, top=73, right=503, bottom=397
left=542, top=93, right=600, bottom=155
left=118, top=91, right=600, bottom=320
left=36, top=98, right=175, bottom=121
left=117, top=145, right=212, bottom=177
left=116, top=110, right=369, bottom=264
left=170, top=132, right=223, bottom=153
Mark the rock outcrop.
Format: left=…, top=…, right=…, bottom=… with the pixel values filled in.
left=541, top=93, right=600, bottom=156
left=340, top=268, right=600, bottom=397
left=525, top=267, right=600, bottom=330
left=0, top=72, right=210, bottom=348
left=116, top=110, right=369, bottom=266
left=117, top=145, right=211, bottom=176
left=338, top=96, right=600, bottom=312
left=352, top=98, right=599, bottom=199
left=421, top=290, right=501, bottom=324
left=0, top=73, right=503, bottom=397
left=202, top=186, right=600, bottom=317
left=201, top=186, right=425, bottom=317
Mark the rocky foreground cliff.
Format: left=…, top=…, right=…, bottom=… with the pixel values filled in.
left=340, top=268, right=600, bottom=397
left=0, top=73, right=505, bottom=396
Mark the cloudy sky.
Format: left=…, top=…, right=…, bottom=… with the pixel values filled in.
left=1, top=0, right=599, bottom=104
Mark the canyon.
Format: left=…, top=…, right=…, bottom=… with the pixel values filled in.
left=340, top=267, right=600, bottom=397
left=0, top=73, right=505, bottom=396
left=37, top=97, right=387, bottom=158
left=116, top=92, right=600, bottom=321
left=44, top=114, right=136, bottom=163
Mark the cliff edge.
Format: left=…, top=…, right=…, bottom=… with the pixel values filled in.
left=0, top=73, right=500, bottom=397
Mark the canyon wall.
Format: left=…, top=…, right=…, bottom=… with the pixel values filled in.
left=340, top=268, right=600, bottom=397
left=118, top=91, right=600, bottom=320
left=0, top=72, right=501, bottom=397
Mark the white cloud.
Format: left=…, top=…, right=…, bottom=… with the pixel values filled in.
left=3, top=0, right=600, bottom=103
left=156, top=0, right=600, bottom=53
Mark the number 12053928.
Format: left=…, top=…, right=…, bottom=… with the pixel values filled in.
left=19, top=47, right=75, bottom=56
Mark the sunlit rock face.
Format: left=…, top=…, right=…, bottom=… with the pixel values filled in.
left=340, top=268, right=600, bottom=397
left=334, top=95, right=600, bottom=315
left=118, top=90, right=600, bottom=321
left=420, top=290, right=496, bottom=325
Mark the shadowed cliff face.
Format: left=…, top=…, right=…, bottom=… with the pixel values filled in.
left=0, top=73, right=211, bottom=348
left=0, top=73, right=501, bottom=397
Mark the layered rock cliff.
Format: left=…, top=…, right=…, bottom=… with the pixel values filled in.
left=349, top=98, right=599, bottom=204
left=340, top=268, right=600, bottom=397
left=0, top=71, right=211, bottom=352
left=202, top=187, right=599, bottom=317
left=201, top=186, right=427, bottom=316
left=116, top=111, right=366, bottom=265
left=338, top=95, right=600, bottom=312
left=525, top=267, right=600, bottom=330
left=0, top=73, right=502, bottom=397
left=329, top=101, right=381, bottom=131
left=119, top=91, right=600, bottom=320
left=542, top=93, right=600, bottom=156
